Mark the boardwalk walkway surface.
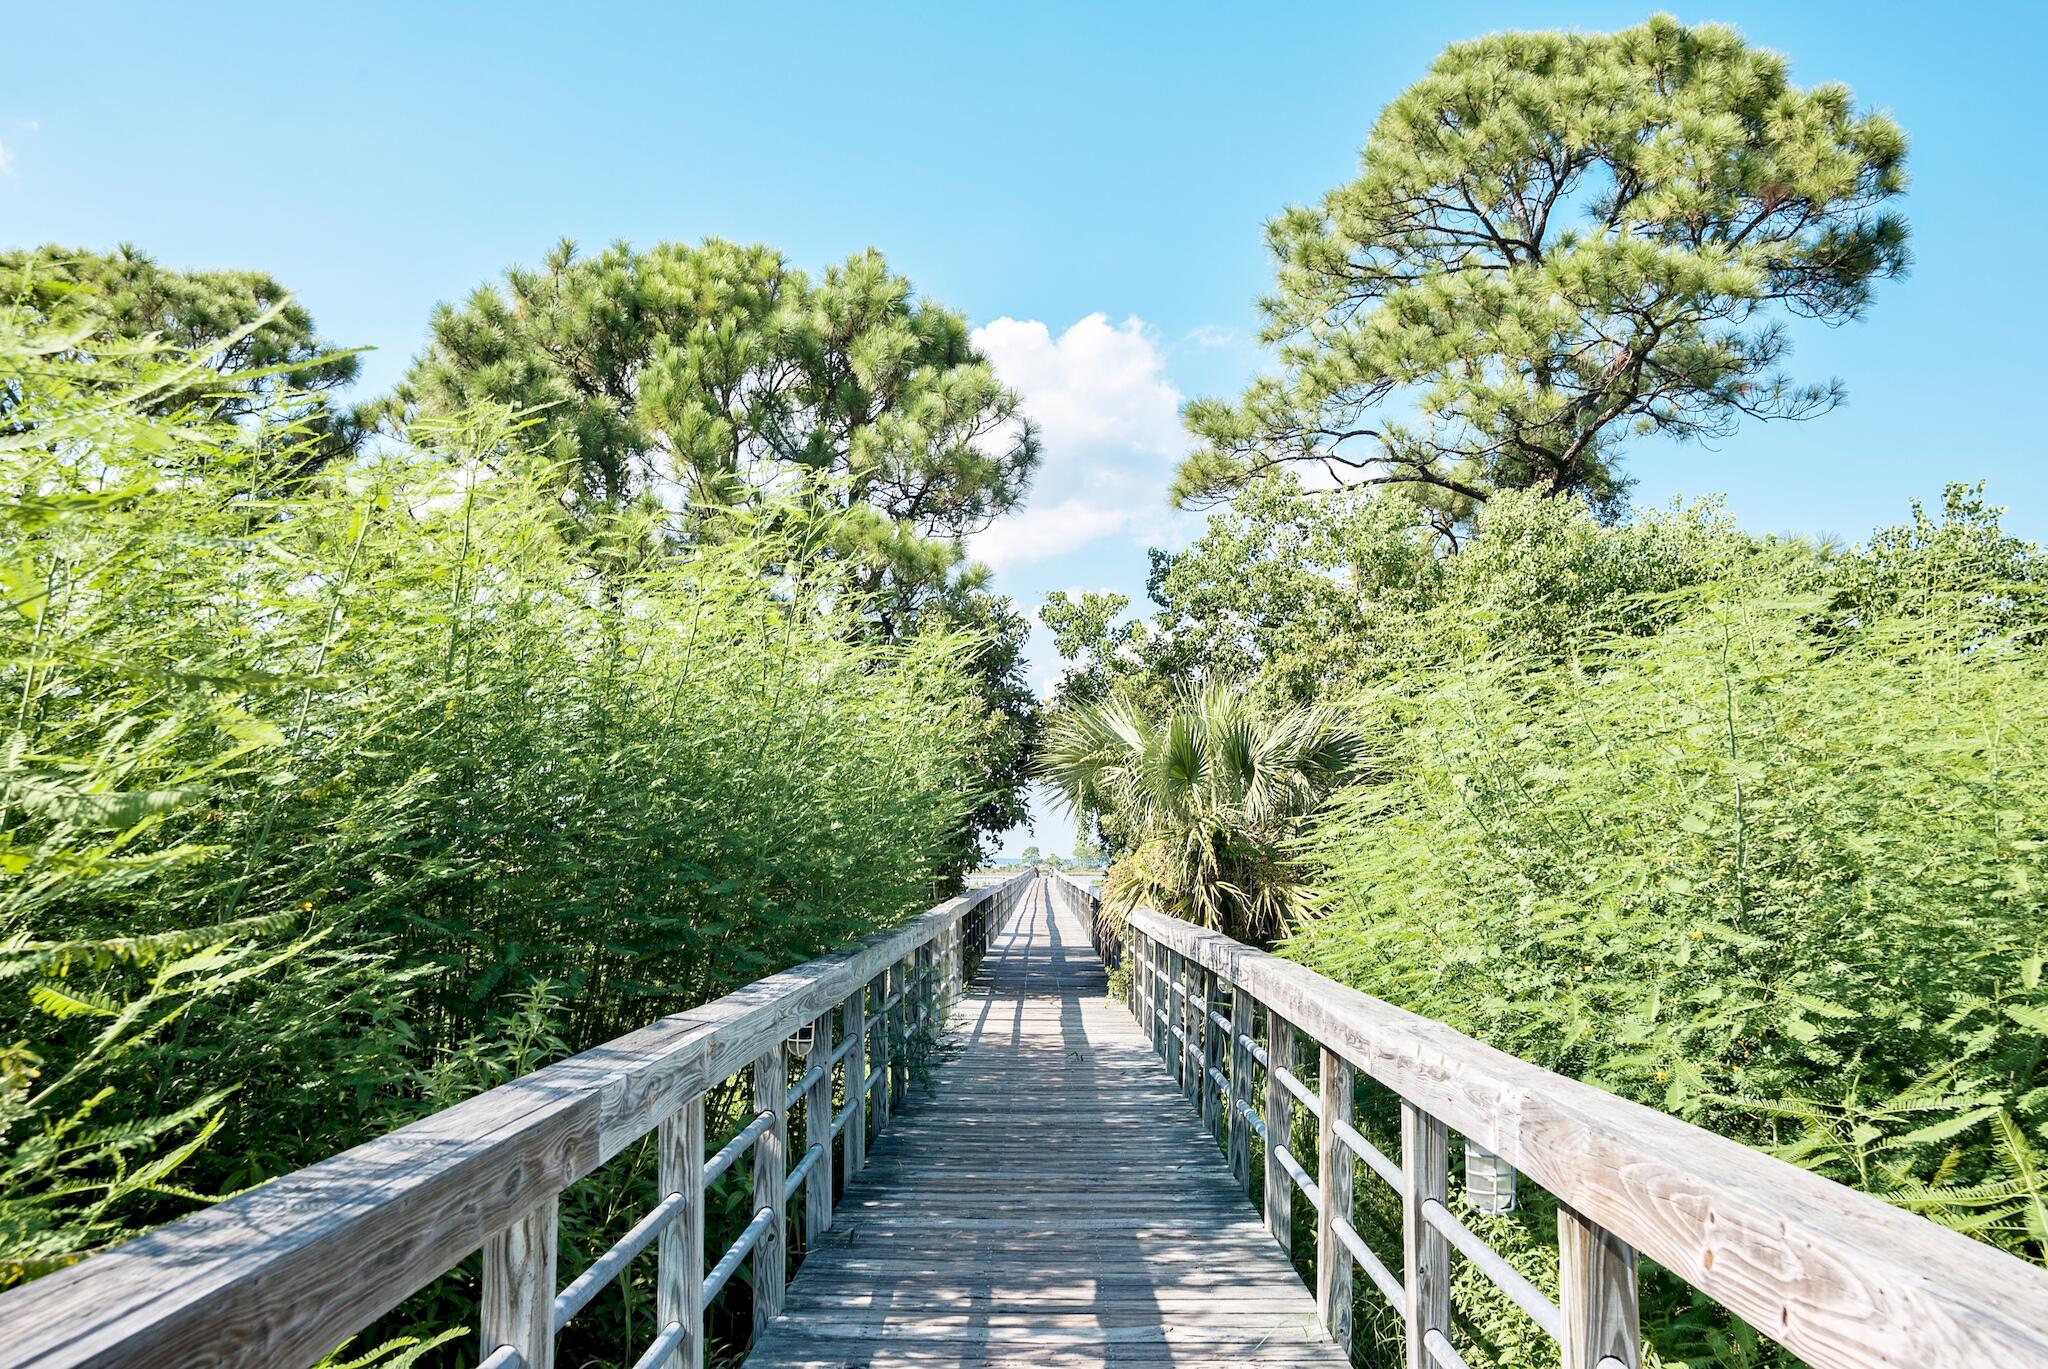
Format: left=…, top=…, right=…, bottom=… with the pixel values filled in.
left=747, top=879, right=1349, bottom=1369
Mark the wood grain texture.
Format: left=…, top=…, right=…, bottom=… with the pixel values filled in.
left=1264, top=1012, right=1297, bottom=1256
left=802, top=1013, right=833, bottom=1243
left=1559, top=1203, right=1639, bottom=1369
left=752, top=1048, right=789, bottom=1340
left=1201, top=970, right=1224, bottom=1141
left=1228, top=984, right=1254, bottom=1193
left=657, top=1097, right=705, bottom=1369
left=875, top=962, right=896, bottom=1138
left=1125, top=906, right=2048, bottom=1369
left=843, top=989, right=868, bottom=1186
left=746, top=880, right=1346, bottom=1369
left=481, top=1197, right=557, bottom=1369
left=1401, top=1103, right=1450, bottom=1369
left=1149, top=940, right=1168, bottom=1058
left=1317, top=1047, right=1355, bottom=1352
left=0, top=875, right=1033, bottom=1369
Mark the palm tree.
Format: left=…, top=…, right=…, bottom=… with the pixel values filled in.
left=1036, top=685, right=1364, bottom=945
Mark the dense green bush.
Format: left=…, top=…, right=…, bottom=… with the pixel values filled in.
left=1280, top=487, right=2048, bottom=1365
left=1052, top=481, right=2048, bottom=1365
left=0, top=310, right=995, bottom=1357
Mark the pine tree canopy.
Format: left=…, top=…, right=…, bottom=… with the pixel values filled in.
left=0, top=243, right=361, bottom=458
left=1174, top=14, right=1910, bottom=523
left=395, top=237, right=1041, bottom=611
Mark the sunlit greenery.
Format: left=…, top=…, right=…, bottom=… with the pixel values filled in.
left=0, top=303, right=1005, bottom=1361
left=1038, top=686, right=1362, bottom=943
left=1056, top=482, right=2048, bottom=1365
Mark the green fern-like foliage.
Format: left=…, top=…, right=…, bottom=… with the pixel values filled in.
left=0, top=298, right=1003, bottom=1364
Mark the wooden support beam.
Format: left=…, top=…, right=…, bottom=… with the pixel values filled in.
left=843, top=988, right=867, bottom=1185
left=1318, top=1046, right=1355, bottom=1351
left=1181, top=952, right=1201, bottom=1106
left=1401, top=1102, right=1450, bottom=1369
left=1201, top=969, right=1223, bottom=1140
left=1560, top=1202, right=1640, bottom=1369
left=750, top=1048, right=787, bottom=1342
left=1228, top=983, right=1254, bottom=1192
left=901, top=949, right=917, bottom=1099
left=1155, top=934, right=1171, bottom=1057
left=803, top=1012, right=833, bottom=1243
left=481, top=1197, right=556, bottom=1369
left=656, top=1096, right=703, bottom=1369
left=1264, top=1011, right=1297, bottom=1254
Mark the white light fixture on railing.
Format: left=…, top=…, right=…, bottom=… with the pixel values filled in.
left=1463, top=1142, right=1518, bottom=1214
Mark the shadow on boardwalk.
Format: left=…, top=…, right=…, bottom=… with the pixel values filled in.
left=746, top=880, right=1347, bottom=1368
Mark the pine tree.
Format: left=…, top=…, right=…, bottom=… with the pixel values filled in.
left=0, top=243, right=361, bottom=464
left=1176, top=15, right=1909, bottom=525
left=393, top=237, right=1040, bottom=620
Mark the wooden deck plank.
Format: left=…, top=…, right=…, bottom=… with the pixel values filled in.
left=747, top=881, right=1348, bottom=1369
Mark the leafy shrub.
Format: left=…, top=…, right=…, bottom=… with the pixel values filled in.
left=1288, top=487, right=2048, bottom=1364
left=0, top=306, right=997, bottom=1363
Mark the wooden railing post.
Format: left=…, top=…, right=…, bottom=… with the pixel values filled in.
left=803, top=1011, right=833, bottom=1242
left=1180, top=952, right=1200, bottom=1107
left=1227, top=983, right=1253, bottom=1191
left=1560, top=1203, right=1641, bottom=1369
left=843, top=988, right=867, bottom=1185
left=1128, top=924, right=1144, bottom=1022
left=1264, top=1011, right=1297, bottom=1253
left=751, top=1049, right=787, bottom=1340
left=1200, top=969, right=1222, bottom=1140
left=1156, top=945, right=1174, bottom=1066
left=875, top=965, right=895, bottom=1135
left=1155, top=934, right=1171, bottom=1057
left=1317, top=1046, right=1355, bottom=1351
left=942, top=920, right=958, bottom=1010
left=1159, top=948, right=1175, bottom=1072
left=656, top=1095, right=704, bottom=1369
left=481, top=1196, right=557, bottom=1369
left=1400, top=1102, right=1450, bottom=1369
left=890, top=953, right=910, bottom=1116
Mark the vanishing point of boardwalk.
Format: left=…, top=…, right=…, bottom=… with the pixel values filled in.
left=747, top=882, right=1347, bottom=1368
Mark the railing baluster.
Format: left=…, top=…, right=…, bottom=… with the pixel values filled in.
left=657, top=1096, right=704, bottom=1369
left=843, top=987, right=867, bottom=1184
left=803, top=1011, right=833, bottom=1242
left=1228, top=982, right=1253, bottom=1191
left=1155, top=934, right=1171, bottom=1057
left=1181, top=952, right=1200, bottom=1106
left=1318, top=1046, right=1355, bottom=1351
left=482, top=1197, right=558, bottom=1369
left=891, top=952, right=911, bottom=1112
left=1200, top=969, right=1222, bottom=1140
left=879, top=964, right=896, bottom=1130
left=1264, top=1011, right=1297, bottom=1253
left=1401, top=1102, right=1451, bottom=1369
left=1559, top=1203, right=1640, bottom=1369
left=750, top=1049, right=787, bottom=1340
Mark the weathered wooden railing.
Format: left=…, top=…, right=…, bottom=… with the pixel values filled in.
left=1045, top=870, right=2048, bottom=1369
left=0, top=872, right=1036, bottom=1369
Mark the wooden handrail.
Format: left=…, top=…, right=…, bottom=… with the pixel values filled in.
left=0, top=872, right=1037, bottom=1369
left=1044, top=870, right=2048, bottom=1369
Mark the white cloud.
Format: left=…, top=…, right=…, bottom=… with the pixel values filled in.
left=973, top=313, right=1184, bottom=460
left=967, top=313, right=1186, bottom=572
left=970, top=497, right=1133, bottom=573
left=1185, top=324, right=1236, bottom=349
left=0, top=140, right=13, bottom=176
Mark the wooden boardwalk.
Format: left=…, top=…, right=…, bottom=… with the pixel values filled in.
left=747, top=880, right=1348, bottom=1369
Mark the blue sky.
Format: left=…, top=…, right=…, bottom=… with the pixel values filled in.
left=6, top=2, right=2045, bottom=857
